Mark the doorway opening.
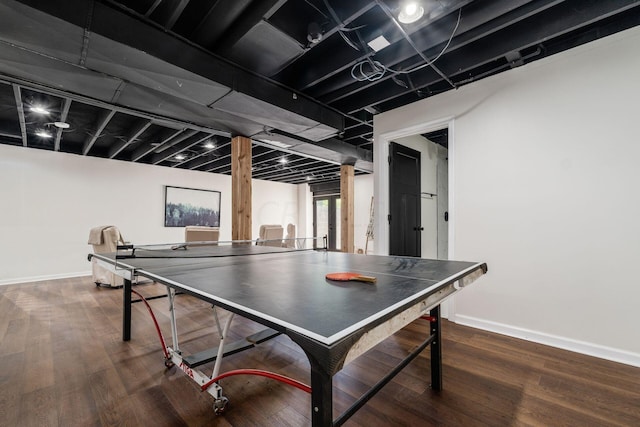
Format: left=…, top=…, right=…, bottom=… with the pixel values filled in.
left=313, top=195, right=341, bottom=250
left=389, top=142, right=422, bottom=257
left=388, top=127, right=449, bottom=260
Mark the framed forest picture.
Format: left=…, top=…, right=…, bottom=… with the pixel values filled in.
left=164, top=186, right=221, bottom=227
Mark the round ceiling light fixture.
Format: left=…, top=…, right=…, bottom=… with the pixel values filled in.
left=53, top=121, right=70, bottom=129
left=398, top=2, right=424, bottom=24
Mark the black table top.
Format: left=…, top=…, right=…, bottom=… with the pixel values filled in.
left=94, top=246, right=485, bottom=345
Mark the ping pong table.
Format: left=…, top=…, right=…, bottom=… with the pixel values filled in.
left=90, top=242, right=487, bottom=426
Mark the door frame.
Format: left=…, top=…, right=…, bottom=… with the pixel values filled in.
left=374, top=117, right=457, bottom=318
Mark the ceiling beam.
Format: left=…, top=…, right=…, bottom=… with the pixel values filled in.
left=11, top=84, right=27, bottom=146
left=273, top=0, right=379, bottom=88
left=280, top=0, right=473, bottom=92
left=267, top=129, right=373, bottom=163
left=0, top=74, right=231, bottom=139
left=342, top=123, right=373, bottom=141
left=315, top=0, right=555, bottom=103
left=190, top=0, right=252, bottom=47
left=250, top=147, right=279, bottom=162
left=374, top=0, right=455, bottom=89
left=251, top=152, right=301, bottom=168
left=171, top=137, right=227, bottom=168
left=0, top=131, right=22, bottom=140
left=178, top=140, right=231, bottom=169
left=144, top=0, right=163, bottom=17
left=150, top=132, right=212, bottom=165
left=131, top=128, right=185, bottom=162
left=185, top=154, right=227, bottom=171
left=14, top=0, right=343, bottom=132
left=204, top=154, right=233, bottom=172
left=54, top=98, right=72, bottom=151
left=335, top=0, right=640, bottom=114
left=152, top=0, right=191, bottom=29
left=252, top=157, right=321, bottom=175
left=108, top=119, right=152, bottom=159
left=253, top=162, right=336, bottom=180
left=83, top=109, right=116, bottom=155
left=213, top=0, right=285, bottom=53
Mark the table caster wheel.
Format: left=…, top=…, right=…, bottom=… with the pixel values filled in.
left=213, top=396, right=229, bottom=415
left=164, top=359, right=174, bottom=368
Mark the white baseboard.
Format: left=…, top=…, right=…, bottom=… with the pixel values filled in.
left=455, top=314, right=640, bottom=368
left=0, top=271, right=91, bottom=286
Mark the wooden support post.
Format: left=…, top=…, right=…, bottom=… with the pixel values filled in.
left=340, top=164, right=354, bottom=253
left=231, top=136, right=252, bottom=242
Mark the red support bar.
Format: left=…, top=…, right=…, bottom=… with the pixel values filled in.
left=201, top=369, right=311, bottom=394
left=131, top=288, right=170, bottom=361
left=421, top=315, right=437, bottom=322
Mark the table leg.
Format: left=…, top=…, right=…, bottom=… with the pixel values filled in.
left=429, top=305, right=442, bottom=391
left=123, top=278, right=132, bottom=341
left=310, top=362, right=333, bottom=427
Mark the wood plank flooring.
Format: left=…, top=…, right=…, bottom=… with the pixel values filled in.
left=1, top=276, right=639, bottom=426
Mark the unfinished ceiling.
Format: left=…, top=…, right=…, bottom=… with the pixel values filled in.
left=0, top=0, right=638, bottom=184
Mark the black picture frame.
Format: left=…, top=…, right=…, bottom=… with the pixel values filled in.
left=164, top=186, right=221, bottom=227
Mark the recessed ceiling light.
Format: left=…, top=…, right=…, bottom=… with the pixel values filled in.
left=35, top=129, right=52, bottom=138
left=367, top=35, right=390, bottom=52
left=30, top=105, right=50, bottom=115
left=398, top=2, right=424, bottom=24
left=306, top=176, right=312, bottom=181
left=175, top=154, right=186, bottom=160
left=279, top=157, right=288, bottom=164
left=204, top=141, right=216, bottom=149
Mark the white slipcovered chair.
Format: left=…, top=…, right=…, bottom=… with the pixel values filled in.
left=283, top=223, right=296, bottom=248
left=257, top=224, right=283, bottom=247
left=185, top=226, right=220, bottom=245
left=88, top=225, right=126, bottom=287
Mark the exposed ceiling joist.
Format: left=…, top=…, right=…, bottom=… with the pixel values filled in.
left=0, top=0, right=636, bottom=185
left=131, top=128, right=184, bottom=162
left=108, top=119, right=152, bottom=159
left=54, top=98, right=72, bottom=151
left=150, top=132, right=212, bottom=165
left=11, top=84, right=27, bottom=146
left=83, top=109, right=116, bottom=155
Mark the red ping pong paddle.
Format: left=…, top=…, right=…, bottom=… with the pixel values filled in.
left=326, top=272, right=377, bottom=283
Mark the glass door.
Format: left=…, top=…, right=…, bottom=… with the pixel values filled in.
left=313, top=196, right=341, bottom=250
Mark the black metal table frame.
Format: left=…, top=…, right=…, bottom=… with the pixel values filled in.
left=121, top=276, right=447, bottom=427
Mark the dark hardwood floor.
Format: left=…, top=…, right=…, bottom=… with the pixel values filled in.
left=1, top=276, right=639, bottom=426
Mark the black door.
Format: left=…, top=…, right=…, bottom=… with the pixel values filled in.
left=389, top=142, right=421, bottom=257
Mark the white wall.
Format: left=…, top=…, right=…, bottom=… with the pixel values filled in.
left=374, top=26, right=640, bottom=366
left=252, top=178, right=298, bottom=237
left=0, top=145, right=301, bottom=284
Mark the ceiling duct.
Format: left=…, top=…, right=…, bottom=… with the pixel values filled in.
left=1, top=0, right=344, bottom=143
